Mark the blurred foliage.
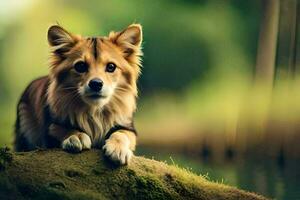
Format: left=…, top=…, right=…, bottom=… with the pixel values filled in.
left=0, top=0, right=262, bottom=145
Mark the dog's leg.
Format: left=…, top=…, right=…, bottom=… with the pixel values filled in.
left=103, top=130, right=136, bottom=165
left=48, top=124, right=92, bottom=153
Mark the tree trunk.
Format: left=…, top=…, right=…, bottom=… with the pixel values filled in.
left=255, top=0, right=279, bottom=86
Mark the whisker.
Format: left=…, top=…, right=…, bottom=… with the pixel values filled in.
left=112, top=93, right=126, bottom=102
left=115, top=87, right=129, bottom=92
left=63, top=88, right=81, bottom=106
left=67, top=93, right=81, bottom=107
left=60, top=86, right=78, bottom=91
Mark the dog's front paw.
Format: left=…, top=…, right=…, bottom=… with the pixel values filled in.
left=103, top=132, right=133, bottom=165
left=62, top=132, right=92, bottom=153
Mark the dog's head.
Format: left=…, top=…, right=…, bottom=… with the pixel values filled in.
left=48, top=24, right=142, bottom=108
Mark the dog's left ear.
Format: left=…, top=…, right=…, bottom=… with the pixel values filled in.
left=109, top=24, right=143, bottom=59
left=47, top=25, right=79, bottom=57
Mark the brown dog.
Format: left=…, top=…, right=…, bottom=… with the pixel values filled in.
left=14, top=24, right=142, bottom=165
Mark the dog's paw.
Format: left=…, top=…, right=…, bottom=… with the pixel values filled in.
left=103, top=132, right=133, bottom=165
left=77, top=132, right=92, bottom=150
left=62, top=132, right=91, bottom=153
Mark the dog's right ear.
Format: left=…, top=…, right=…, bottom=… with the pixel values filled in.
left=47, top=25, right=77, bottom=55
left=109, top=24, right=143, bottom=61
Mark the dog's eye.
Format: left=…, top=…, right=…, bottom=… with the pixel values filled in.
left=74, top=61, right=88, bottom=73
left=105, top=63, right=117, bottom=73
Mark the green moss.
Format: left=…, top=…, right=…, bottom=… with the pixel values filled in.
left=0, top=150, right=269, bottom=200
left=0, top=147, right=12, bottom=171
left=164, top=172, right=199, bottom=198
left=64, top=169, right=84, bottom=178
left=135, top=175, right=173, bottom=200
left=48, top=181, right=66, bottom=189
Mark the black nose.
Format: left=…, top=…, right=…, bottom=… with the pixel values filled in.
left=88, top=78, right=103, bottom=92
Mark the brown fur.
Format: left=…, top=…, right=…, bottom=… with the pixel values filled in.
left=14, top=24, right=143, bottom=165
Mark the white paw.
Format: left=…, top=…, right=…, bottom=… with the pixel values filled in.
left=78, top=132, right=92, bottom=150
left=62, top=132, right=91, bottom=153
left=103, top=133, right=133, bottom=165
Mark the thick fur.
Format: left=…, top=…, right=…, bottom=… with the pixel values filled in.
left=14, top=24, right=143, bottom=165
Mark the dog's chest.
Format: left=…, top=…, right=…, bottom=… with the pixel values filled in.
left=71, top=112, right=113, bottom=146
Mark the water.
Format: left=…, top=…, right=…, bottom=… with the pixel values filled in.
left=136, top=148, right=300, bottom=200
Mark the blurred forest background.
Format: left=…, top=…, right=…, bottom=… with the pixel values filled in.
left=0, top=0, right=300, bottom=199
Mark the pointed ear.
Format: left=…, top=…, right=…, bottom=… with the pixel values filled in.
left=47, top=25, right=77, bottom=56
left=109, top=24, right=143, bottom=59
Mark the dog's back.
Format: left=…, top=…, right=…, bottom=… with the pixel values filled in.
left=14, top=76, right=51, bottom=151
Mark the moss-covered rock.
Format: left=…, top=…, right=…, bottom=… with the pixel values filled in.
left=0, top=147, right=12, bottom=171
left=0, top=149, right=268, bottom=200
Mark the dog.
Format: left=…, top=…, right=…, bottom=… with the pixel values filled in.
left=14, top=24, right=142, bottom=165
